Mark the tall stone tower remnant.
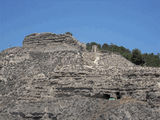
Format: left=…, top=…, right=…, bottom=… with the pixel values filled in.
left=92, top=45, right=97, bottom=52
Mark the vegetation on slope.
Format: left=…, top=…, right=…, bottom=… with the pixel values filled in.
left=86, top=42, right=160, bottom=67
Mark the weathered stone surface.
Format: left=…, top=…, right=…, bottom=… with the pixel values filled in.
left=23, top=32, right=86, bottom=52
left=0, top=32, right=160, bottom=120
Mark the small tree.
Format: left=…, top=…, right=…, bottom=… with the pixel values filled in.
left=131, top=49, right=144, bottom=65
left=102, top=43, right=109, bottom=50
left=158, top=53, right=160, bottom=59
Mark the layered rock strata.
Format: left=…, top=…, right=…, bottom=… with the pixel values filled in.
left=23, top=33, right=86, bottom=52
left=0, top=33, right=160, bottom=120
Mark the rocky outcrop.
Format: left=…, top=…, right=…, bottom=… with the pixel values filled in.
left=0, top=33, right=160, bottom=120
left=23, top=32, right=86, bottom=52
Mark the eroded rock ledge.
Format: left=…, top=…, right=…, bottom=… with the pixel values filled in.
left=23, top=32, right=86, bottom=52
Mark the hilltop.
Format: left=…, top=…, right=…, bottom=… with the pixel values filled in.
left=0, top=33, right=160, bottom=120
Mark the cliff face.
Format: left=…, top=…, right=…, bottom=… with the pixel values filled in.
left=0, top=33, right=160, bottom=120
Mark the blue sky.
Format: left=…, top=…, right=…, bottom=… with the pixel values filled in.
left=0, top=0, right=160, bottom=53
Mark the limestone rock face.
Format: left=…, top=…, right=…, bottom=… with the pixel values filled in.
left=23, top=32, right=86, bottom=52
left=0, top=33, right=160, bottom=120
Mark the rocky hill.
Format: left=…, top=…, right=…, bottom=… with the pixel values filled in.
left=0, top=32, right=160, bottom=120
